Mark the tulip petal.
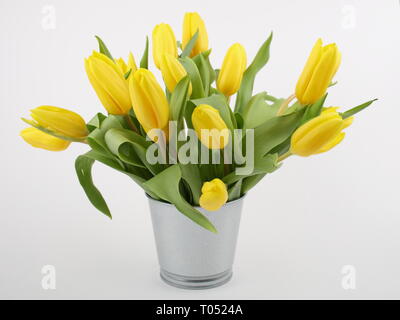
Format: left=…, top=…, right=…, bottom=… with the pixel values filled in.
left=316, top=132, right=346, bottom=154
left=295, top=39, right=323, bottom=103
left=20, top=127, right=70, bottom=151
left=301, top=45, right=339, bottom=104
left=84, top=58, right=124, bottom=115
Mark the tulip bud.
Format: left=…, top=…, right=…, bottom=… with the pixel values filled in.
left=192, top=104, right=230, bottom=149
left=290, top=107, right=353, bottom=157
left=217, top=43, right=247, bottom=96
left=20, top=127, right=71, bottom=151
left=129, top=69, right=170, bottom=141
left=182, top=12, right=209, bottom=57
left=116, top=52, right=138, bottom=76
left=152, top=23, right=178, bottom=69
left=159, top=54, right=192, bottom=95
left=199, top=179, right=228, bottom=211
left=25, top=106, right=88, bottom=140
left=85, top=51, right=132, bottom=115
left=295, top=39, right=341, bottom=105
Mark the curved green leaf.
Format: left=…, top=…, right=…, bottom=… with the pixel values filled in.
left=143, top=165, right=217, bottom=233
left=235, top=32, right=273, bottom=113
left=75, top=153, right=112, bottom=219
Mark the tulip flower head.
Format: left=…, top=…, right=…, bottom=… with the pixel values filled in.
left=182, top=12, right=209, bottom=57
left=152, top=23, right=178, bottom=69
left=217, top=43, right=247, bottom=97
left=295, top=39, right=341, bottom=105
left=199, top=179, right=228, bottom=211
left=85, top=51, right=132, bottom=115
left=20, top=127, right=71, bottom=151
left=192, top=104, right=230, bottom=150
left=129, top=69, right=170, bottom=142
left=23, top=106, right=88, bottom=141
left=159, top=54, right=192, bottom=95
left=290, top=107, right=353, bottom=157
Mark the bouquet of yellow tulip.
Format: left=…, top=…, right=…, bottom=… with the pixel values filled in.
left=20, top=12, right=376, bottom=233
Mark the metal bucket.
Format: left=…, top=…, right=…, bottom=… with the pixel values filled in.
left=148, top=195, right=244, bottom=290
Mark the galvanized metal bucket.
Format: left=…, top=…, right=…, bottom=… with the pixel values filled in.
left=148, top=195, right=244, bottom=290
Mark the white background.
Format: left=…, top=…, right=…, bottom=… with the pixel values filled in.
left=1, top=0, right=399, bottom=299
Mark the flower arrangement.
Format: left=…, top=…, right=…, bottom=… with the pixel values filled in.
left=20, top=12, right=376, bottom=234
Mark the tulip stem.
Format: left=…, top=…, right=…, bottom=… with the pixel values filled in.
left=277, top=94, right=296, bottom=116
left=278, top=151, right=292, bottom=162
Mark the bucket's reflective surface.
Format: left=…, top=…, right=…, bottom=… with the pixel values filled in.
left=148, top=196, right=244, bottom=290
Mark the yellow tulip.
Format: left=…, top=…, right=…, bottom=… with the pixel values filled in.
left=159, top=54, right=192, bottom=95
left=129, top=69, right=170, bottom=141
left=152, top=23, right=178, bottom=69
left=25, top=106, right=88, bottom=140
left=116, top=52, right=138, bottom=76
left=182, top=12, right=209, bottom=57
left=217, top=43, right=247, bottom=96
left=290, top=107, right=353, bottom=157
left=85, top=51, right=131, bottom=115
left=295, top=39, right=341, bottom=105
left=192, top=104, right=229, bottom=149
left=199, top=179, right=228, bottom=211
left=20, top=127, right=70, bottom=151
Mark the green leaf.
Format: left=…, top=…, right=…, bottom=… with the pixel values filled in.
left=228, top=179, right=242, bottom=201
left=87, top=113, right=107, bottom=133
left=235, top=32, right=273, bottom=113
left=180, top=31, right=199, bottom=58
left=194, top=53, right=211, bottom=96
left=241, top=173, right=266, bottom=194
left=179, top=57, right=205, bottom=99
left=179, top=163, right=202, bottom=206
left=234, top=112, right=244, bottom=129
left=104, top=128, right=163, bottom=175
left=143, top=165, right=217, bottom=233
left=242, top=92, right=283, bottom=129
left=170, top=76, right=190, bottom=122
left=140, top=36, right=149, bottom=69
left=223, top=154, right=278, bottom=185
left=87, top=115, right=127, bottom=157
left=300, top=93, right=327, bottom=125
left=75, top=153, right=112, bottom=219
left=193, top=50, right=216, bottom=93
left=341, top=99, right=377, bottom=119
left=124, top=69, right=132, bottom=80
left=254, top=108, right=305, bottom=156
left=95, top=35, right=113, bottom=60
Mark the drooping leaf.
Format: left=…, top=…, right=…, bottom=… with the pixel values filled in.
left=75, top=153, right=112, bottom=219
left=235, top=32, right=273, bottom=113
left=143, top=165, right=217, bottom=233
left=341, top=99, right=377, bottom=119
left=140, top=36, right=149, bottom=69
left=95, top=36, right=114, bottom=60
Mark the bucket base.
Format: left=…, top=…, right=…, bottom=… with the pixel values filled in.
left=160, top=269, right=232, bottom=290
